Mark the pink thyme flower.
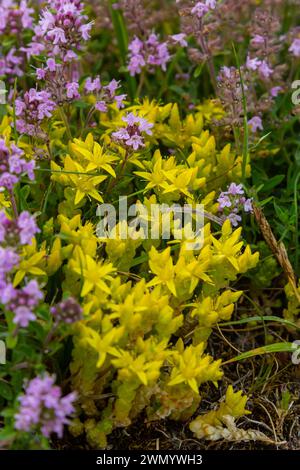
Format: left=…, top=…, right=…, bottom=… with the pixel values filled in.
left=0, top=173, right=18, bottom=190
left=17, top=211, right=40, bottom=245
left=85, top=77, right=101, bottom=92
left=0, top=48, right=23, bottom=78
left=0, top=139, right=36, bottom=189
left=15, top=374, right=77, bottom=438
left=0, top=247, right=19, bottom=277
left=206, top=0, right=216, bottom=8
left=289, top=38, right=300, bottom=57
left=248, top=116, right=263, bottom=132
left=36, top=68, right=46, bottom=80
left=127, top=33, right=170, bottom=76
left=25, top=0, right=94, bottom=68
left=46, top=58, right=57, bottom=72
left=7, top=280, right=43, bottom=327
left=270, top=86, right=283, bottom=98
left=217, top=194, right=232, bottom=209
left=219, top=66, right=232, bottom=79
left=227, top=183, right=244, bottom=196
left=191, top=2, right=209, bottom=18
left=79, top=21, right=93, bottom=40
left=128, top=53, right=146, bottom=75
left=240, top=197, right=253, bottom=213
left=258, top=60, right=273, bottom=80
left=251, top=34, right=265, bottom=45
left=95, top=101, right=107, bottom=112
left=246, top=56, right=261, bottom=71
left=14, top=306, right=36, bottom=327
left=85, top=77, right=126, bottom=111
left=0, top=281, right=16, bottom=305
left=48, top=27, right=67, bottom=45
left=104, top=79, right=119, bottom=97
left=217, top=183, right=253, bottom=227
left=51, top=297, right=83, bottom=324
left=66, top=81, right=80, bottom=100
left=114, top=94, right=127, bottom=109
left=112, top=112, right=153, bottom=151
left=129, top=37, right=143, bottom=55
left=228, top=211, right=242, bottom=227
left=39, top=10, right=55, bottom=33
left=0, top=210, right=39, bottom=246
left=170, top=33, right=187, bottom=47
left=15, top=89, right=56, bottom=137
left=0, top=0, right=34, bottom=35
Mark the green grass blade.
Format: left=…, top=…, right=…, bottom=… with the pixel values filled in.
left=219, top=315, right=300, bottom=330
left=223, top=342, right=294, bottom=365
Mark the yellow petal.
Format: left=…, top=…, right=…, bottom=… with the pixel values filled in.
left=13, top=270, right=25, bottom=287
left=75, top=190, right=85, bottom=205
left=81, top=280, right=94, bottom=297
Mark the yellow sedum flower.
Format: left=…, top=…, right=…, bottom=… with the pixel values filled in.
left=14, top=239, right=46, bottom=286
left=78, top=323, right=124, bottom=368
left=70, top=133, right=118, bottom=177
left=58, top=213, right=98, bottom=257
left=189, top=385, right=250, bottom=439
left=70, top=247, right=115, bottom=297
left=168, top=341, right=223, bottom=394
left=51, top=155, right=107, bottom=205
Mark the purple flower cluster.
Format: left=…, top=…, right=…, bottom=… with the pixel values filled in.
left=176, top=0, right=223, bottom=73
left=246, top=9, right=286, bottom=91
left=0, top=1, right=34, bottom=81
left=128, top=33, right=170, bottom=76
left=0, top=0, right=33, bottom=35
left=0, top=139, right=36, bottom=190
left=36, top=57, right=83, bottom=106
left=217, top=183, right=253, bottom=227
left=0, top=208, right=42, bottom=327
left=289, top=38, right=300, bottom=57
left=169, top=33, right=188, bottom=48
left=216, top=54, right=283, bottom=131
left=1, top=279, right=43, bottom=327
left=85, top=77, right=126, bottom=112
left=216, top=66, right=244, bottom=128
left=0, top=138, right=41, bottom=327
left=191, top=0, right=216, bottom=19
left=15, top=374, right=77, bottom=437
left=0, top=210, right=40, bottom=246
left=51, top=297, right=83, bottom=324
left=0, top=246, right=19, bottom=279
left=24, top=0, right=93, bottom=62
left=246, top=53, right=273, bottom=81
left=0, top=47, right=23, bottom=78
left=248, top=116, right=263, bottom=133
left=16, top=1, right=94, bottom=120
left=15, top=89, right=56, bottom=138
left=112, top=112, right=153, bottom=151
